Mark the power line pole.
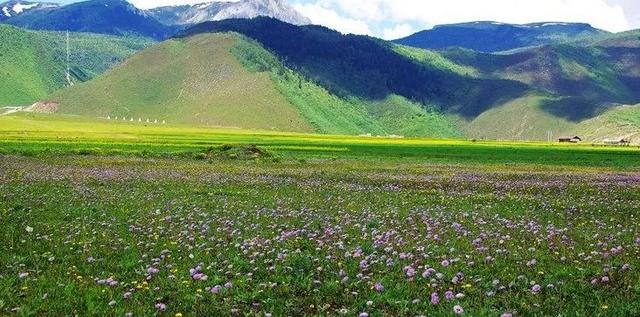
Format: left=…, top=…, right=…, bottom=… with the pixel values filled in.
left=66, top=30, right=73, bottom=86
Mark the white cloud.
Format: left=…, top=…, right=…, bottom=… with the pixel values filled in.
left=389, top=0, right=629, bottom=32
left=294, top=3, right=372, bottom=35
left=297, top=0, right=632, bottom=36
left=382, top=23, right=415, bottom=40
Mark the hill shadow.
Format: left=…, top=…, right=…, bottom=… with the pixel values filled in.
left=179, top=17, right=530, bottom=119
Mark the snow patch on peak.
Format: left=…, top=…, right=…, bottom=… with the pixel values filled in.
left=2, top=6, right=11, bottom=16
left=541, top=22, right=570, bottom=27
left=148, top=0, right=310, bottom=26
left=12, top=2, right=38, bottom=13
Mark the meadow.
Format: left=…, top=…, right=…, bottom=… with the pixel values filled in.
left=1, top=113, right=640, bottom=316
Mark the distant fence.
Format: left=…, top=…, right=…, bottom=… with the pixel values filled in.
left=105, top=116, right=166, bottom=125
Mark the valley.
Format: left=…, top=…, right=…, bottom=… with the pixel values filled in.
left=1, top=0, right=639, bottom=142
left=1, top=1, right=640, bottom=315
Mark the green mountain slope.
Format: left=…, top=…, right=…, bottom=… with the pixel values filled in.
left=47, top=33, right=314, bottom=132
left=440, top=44, right=639, bottom=120
left=569, top=104, right=640, bottom=143
left=25, top=18, right=640, bottom=140
left=232, top=37, right=462, bottom=136
left=46, top=32, right=462, bottom=137
left=428, top=30, right=640, bottom=140
left=0, top=24, right=64, bottom=106
left=0, top=24, right=153, bottom=106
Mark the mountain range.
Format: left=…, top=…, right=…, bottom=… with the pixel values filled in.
left=0, top=0, right=57, bottom=20
left=0, top=0, right=172, bottom=39
left=28, top=17, right=638, bottom=141
left=0, top=24, right=153, bottom=106
left=394, top=21, right=609, bottom=52
left=2, top=1, right=640, bottom=141
left=0, top=0, right=309, bottom=38
left=148, top=0, right=310, bottom=26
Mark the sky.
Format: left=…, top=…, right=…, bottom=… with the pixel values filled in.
left=57, top=0, right=640, bottom=39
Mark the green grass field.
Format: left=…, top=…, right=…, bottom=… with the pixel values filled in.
left=1, top=113, right=640, bottom=316
left=1, top=113, right=639, bottom=169
left=0, top=25, right=153, bottom=107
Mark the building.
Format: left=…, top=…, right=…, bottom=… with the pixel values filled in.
left=603, top=138, right=631, bottom=146
left=558, top=136, right=582, bottom=143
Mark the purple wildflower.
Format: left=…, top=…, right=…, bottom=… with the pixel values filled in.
left=211, top=285, right=222, bottom=294
left=445, top=290, right=454, bottom=300
left=430, top=292, right=440, bottom=305
left=155, top=303, right=167, bottom=312
left=531, top=284, right=541, bottom=294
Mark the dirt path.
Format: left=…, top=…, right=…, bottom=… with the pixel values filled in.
left=0, top=107, right=23, bottom=116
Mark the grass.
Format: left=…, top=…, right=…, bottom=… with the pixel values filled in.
left=0, top=24, right=153, bottom=107
left=47, top=33, right=314, bottom=132
left=232, top=35, right=462, bottom=137
left=392, top=44, right=479, bottom=77
left=0, top=114, right=639, bottom=316
left=1, top=113, right=639, bottom=169
left=460, top=93, right=575, bottom=141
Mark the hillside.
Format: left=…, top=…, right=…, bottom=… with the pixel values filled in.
left=148, top=0, right=310, bottom=26
left=182, top=18, right=529, bottom=118
left=43, top=31, right=462, bottom=137
left=441, top=44, right=640, bottom=120
left=2, top=0, right=173, bottom=39
left=45, top=33, right=316, bottom=132
left=0, top=24, right=153, bottom=106
left=0, top=24, right=63, bottom=106
left=28, top=18, right=640, bottom=140
left=569, top=104, right=640, bottom=143
left=394, top=21, right=608, bottom=52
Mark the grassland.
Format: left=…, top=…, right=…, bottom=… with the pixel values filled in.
left=0, top=25, right=66, bottom=106
left=0, top=25, right=153, bottom=107
left=47, top=33, right=315, bottom=132
left=46, top=32, right=462, bottom=138
left=1, top=113, right=639, bottom=316
left=1, top=113, right=639, bottom=169
left=233, top=37, right=462, bottom=138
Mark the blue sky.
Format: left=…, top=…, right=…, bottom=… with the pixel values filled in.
left=56, top=0, right=640, bottom=39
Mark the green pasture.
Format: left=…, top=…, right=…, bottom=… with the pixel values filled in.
left=1, top=113, right=638, bottom=170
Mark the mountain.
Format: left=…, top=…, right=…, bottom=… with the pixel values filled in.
left=394, top=21, right=608, bottom=52
left=41, top=19, right=472, bottom=136
left=426, top=29, right=640, bottom=140
left=180, top=18, right=529, bottom=118
left=32, top=18, right=640, bottom=140
left=148, top=0, right=310, bottom=26
left=0, top=24, right=153, bottom=106
left=1, top=0, right=173, bottom=39
left=0, top=0, right=58, bottom=21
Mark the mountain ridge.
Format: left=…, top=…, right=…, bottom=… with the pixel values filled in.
left=148, top=0, right=310, bottom=26
left=1, top=0, right=173, bottom=39
left=395, top=21, right=608, bottom=52
left=0, top=0, right=311, bottom=38
left=0, top=24, right=153, bottom=106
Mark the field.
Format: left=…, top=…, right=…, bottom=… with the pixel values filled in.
left=1, top=114, right=640, bottom=316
